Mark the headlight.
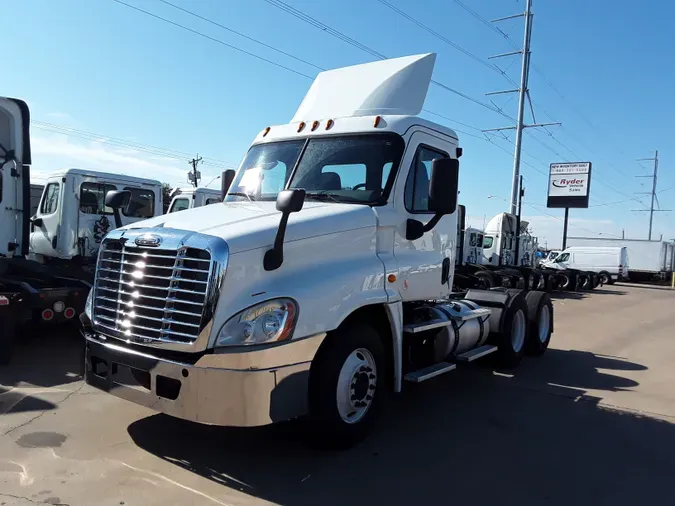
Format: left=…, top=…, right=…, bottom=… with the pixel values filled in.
left=84, top=289, right=94, bottom=319
left=215, top=298, right=297, bottom=347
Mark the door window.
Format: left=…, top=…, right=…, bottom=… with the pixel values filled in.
left=169, top=198, right=190, bottom=213
left=80, top=182, right=116, bottom=214
left=555, top=253, right=570, bottom=263
left=205, top=198, right=221, bottom=205
left=404, top=146, right=449, bottom=213
left=123, top=187, right=155, bottom=218
left=40, top=183, right=60, bottom=214
left=483, top=236, right=494, bottom=249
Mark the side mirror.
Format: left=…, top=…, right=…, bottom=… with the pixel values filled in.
left=30, top=216, right=43, bottom=228
left=276, top=188, right=305, bottom=213
left=264, top=189, right=306, bottom=271
left=105, top=190, right=131, bottom=229
left=405, top=158, right=459, bottom=241
left=105, top=190, right=131, bottom=210
left=428, top=157, right=459, bottom=215
left=221, top=169, right=236, bottom=200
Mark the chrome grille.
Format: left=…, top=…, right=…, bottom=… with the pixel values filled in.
left=92, top=238, right=213, bottom=345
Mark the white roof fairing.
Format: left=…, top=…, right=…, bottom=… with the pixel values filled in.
left=292, top=53, right=437, bottom=122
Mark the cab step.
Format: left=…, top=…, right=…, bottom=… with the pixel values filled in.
left=404, top=362, right=456, bottom=383
left=402, top=320, right=452, bottom=334
left=455, top=344, right=498, bottom=363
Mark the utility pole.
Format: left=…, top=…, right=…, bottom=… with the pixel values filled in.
left=483, top=0, right=561, bottom=215
left=514, top=175, right=524, bottom=265
left=188, top=155, right=202, bottom=188
left=633, top=150, right=671, bottom=240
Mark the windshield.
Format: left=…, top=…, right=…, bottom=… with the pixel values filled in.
left=226, top=134, right=404, bottom=204
left=555, top=253, right=570, bottom=263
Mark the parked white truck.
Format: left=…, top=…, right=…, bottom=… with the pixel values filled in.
left=81, top=54, right=555, bottom=446
left=1, top=97, right=90, bottom=363
left=567, top=236, right=674, bottom=282
left=167, top=187, right=222, bottom=213
left=544, top=246, right=628, bottom=284
left=30, top=169, right=163, bottom=266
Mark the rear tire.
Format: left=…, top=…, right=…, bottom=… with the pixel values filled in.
left=524, top=291, right=553, bottom=356
left=307, top=322, right=385, bottom=449
left=495, top=291, right=528, bottom=368
left=474, top=270, right=497, bottom=288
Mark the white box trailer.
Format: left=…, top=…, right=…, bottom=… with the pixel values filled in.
left=567, top=236, right=675, bottom=281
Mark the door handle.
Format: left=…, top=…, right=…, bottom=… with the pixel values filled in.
left=441, top=257, right=451, bottom=285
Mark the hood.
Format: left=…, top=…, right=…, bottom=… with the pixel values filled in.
left=121, top=200, right=377, bottom=254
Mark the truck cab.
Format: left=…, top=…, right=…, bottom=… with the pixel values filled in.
left=82, top=54, right=555, bottom=446
left=29, top=169, right=162, bottom=265
left=1, top=97, right=92, bottom=363
left=167, top=187, right=222, bottom=213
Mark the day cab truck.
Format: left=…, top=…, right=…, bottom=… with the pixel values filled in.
left=167, top=187, right=222, bottom=213
left=81, top=54, right=555, bottom=446
left=0, top=97, right=88, bottom=363
left=30, top=168, right=163, bottom=280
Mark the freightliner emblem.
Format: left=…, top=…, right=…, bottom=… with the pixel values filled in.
left=135, top=233, right=162, bottom=247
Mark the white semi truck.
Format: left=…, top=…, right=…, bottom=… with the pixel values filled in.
left=30, top=169, right=163, bottom=270
left=167, top=187, right=222, bottom=213
left=81, top=54, right=555, bottom=446
left=0, top=97, right=90, bottom=363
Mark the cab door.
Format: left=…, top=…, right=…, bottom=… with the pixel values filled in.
left=0, top=97, right=30, bottom=257
left=29, top=178, right=66, bottom=258
left=392, top=130, right=457, bottom=301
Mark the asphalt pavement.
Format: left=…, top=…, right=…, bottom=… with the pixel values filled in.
left=1, top=283, right=675, bottom=506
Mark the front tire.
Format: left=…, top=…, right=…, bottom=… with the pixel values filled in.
left=308, top=322, right=385, bottom=449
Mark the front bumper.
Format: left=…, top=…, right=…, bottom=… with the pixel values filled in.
left=84, top=331, right=326, bottom=427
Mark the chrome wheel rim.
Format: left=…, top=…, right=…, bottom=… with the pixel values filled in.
left=511, top=310, right=526, bottom=353
left=538, top=305, right=550, bottom=343
left=601, top=273, right=609, bottom=284
left=336, top=348, right=377, bottom=424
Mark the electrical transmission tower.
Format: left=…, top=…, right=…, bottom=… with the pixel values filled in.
left=482, top=0, right=561, bottom=214
left=633, top=150, right=671, bottom=240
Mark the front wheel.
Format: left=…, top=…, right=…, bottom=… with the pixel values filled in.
left=307, top=322, right=385, bottom=449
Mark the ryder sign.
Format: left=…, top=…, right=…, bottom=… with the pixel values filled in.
left=547, top=162, right=592, bottom=208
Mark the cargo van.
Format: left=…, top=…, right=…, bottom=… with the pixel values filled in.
left=547, top=246, right=628, bottom=284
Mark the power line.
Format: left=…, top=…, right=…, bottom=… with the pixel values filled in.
left=261, top=0, right=515, bottom=120
left=111, top=0, right=315, bottom=79
left=158, top=0, right=325, bottom=71
left=32, top=121, right=233, bottom=168
left=375, top=0, right=516, bottom=83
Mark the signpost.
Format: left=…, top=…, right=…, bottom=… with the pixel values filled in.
left=547, top=162, right=592, bottom=249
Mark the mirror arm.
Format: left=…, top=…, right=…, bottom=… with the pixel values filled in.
left=264, top=212, right=291, bottom=271
left=422, top=212, right=444, bottom=232
left=112, top=209, right=123, bottom=229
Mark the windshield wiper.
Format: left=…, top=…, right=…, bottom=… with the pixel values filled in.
left=305, top=192, right=342, bottom=203
left=228, top=192, right=255, bottom=201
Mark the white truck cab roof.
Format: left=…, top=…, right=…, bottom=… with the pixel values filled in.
left=44, top=168, right=161, bottom=187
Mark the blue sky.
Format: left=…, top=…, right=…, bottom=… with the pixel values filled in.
left=5, top=0, right=675, bottom=247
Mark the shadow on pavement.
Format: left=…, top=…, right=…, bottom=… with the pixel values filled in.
left=0, top=326, right=83, bottom=389
left=128, top=349, right=670, bottom=506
